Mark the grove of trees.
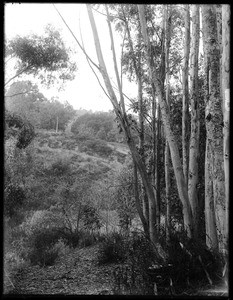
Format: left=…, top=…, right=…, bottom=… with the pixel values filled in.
left=84, top=4, right=229, bottom=257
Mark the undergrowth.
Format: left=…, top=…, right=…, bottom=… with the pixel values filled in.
left=97, top=229, right=227, bottom=295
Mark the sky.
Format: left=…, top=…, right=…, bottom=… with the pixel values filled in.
left=4, top=3, right=137, bottom=112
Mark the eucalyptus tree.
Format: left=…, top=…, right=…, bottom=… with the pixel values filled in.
left=202, top=5, right=225, bottom=251
left=163, top=5, right=172, bottom=239
left=188, top=5, right=200, bottom=239
left=221, top=5, right=230, bottom=245
left=182, top=5, right=190, bottom=185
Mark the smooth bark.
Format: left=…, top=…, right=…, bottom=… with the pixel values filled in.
left=188, top=5, right=200, bottom=238
left=164, top=5, right=172, bottom=240
left=182, top=5, right=190, bottom=185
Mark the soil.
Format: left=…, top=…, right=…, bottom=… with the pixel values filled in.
left=10, top=244, right=115, bottom=295
left=6, top=243, right=228, bottom=296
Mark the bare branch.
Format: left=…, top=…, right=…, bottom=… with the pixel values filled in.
left=105, top=4, right=126, bottom=114
left=78, top=13, right=111, bottom=102
left=52, top=4, right=100, bottom=71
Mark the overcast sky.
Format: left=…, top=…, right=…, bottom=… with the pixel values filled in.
left=4, top=3, right=137, bottom=112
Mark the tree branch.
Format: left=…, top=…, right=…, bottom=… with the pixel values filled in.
left=105, top=4, right=126, bottom=114
left=52, top=4, right=100, bottom=72
left=4, top=65, right=32, bottom=87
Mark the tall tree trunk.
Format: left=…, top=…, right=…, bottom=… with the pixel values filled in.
left=182, top=4, right=190, bottom=185
left=214, top=5, right=222, bottom=99
left=222, top=5, right=230, bottom=248
left=156, top=106, right=161, bottom=226
left=138, top=4, right=194, bottom=238
left=188, top=5, right=200, bottom=239
left=164, top=5, right=172, bottom=240
left=121, top=5, right=150, bottom=228
left=138, top=76, right=149, bottom=226
left=150, top=91, right=160, bottom=228
left=202, top=5, right=225, bottom=250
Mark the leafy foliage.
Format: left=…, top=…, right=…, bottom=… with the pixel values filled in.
left=5, top=110, right=35, bottom=149
left=6, top=24, right=77, bottom=86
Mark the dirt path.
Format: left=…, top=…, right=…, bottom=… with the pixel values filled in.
left=14, top=244, right=115, bottom=295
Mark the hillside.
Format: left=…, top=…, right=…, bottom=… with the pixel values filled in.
left=22, top=129, right=130, bottom=216
left=35, top=129, right=129, bottom=164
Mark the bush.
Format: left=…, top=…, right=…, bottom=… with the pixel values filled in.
left=27, top=228, right=63, bottom=266
left=112, top=232, right=156, bottom=295
left=4, top=249, right=29, bottom=294
left=80, top=139, right=113, bottom=157
left=97, top=232, right=126, bottom=265
left=146, top=229, right=226, bottom=295
left=61, top=231, right=80, bottom=248
left=78, top=230, right=98, bottom=248
left=164, top=232, right=225, bottom=290
left=4, top=184, right=26, bottom=218
left=49, top=159, right=70, bottom=176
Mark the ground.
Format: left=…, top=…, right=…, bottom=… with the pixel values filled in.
left=10, top=244, right=115, bottom=295
left=6, top=243, right=228, bottom=296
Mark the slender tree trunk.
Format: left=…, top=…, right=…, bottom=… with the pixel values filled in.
left=202, top=5, right=225, bottom=250
left=151, top=90, right=160, bottom=226
left=138, top=4, right=194, bottom=237
left=222, top=5, right=230, bottom=247
left=156, top=106, right=162, bottom=226
left=121, top=6, right=150, bottom=228
left=164, top=5, right=172, bottom=240
left=188, top=5, right=200, bottom=239
left=182, top=5, right=190, bottom=185
left=134, top=163, right=150, bottom=238
left=215, top=5, right=223, bottom=99
left=56, top=116, right=59, bottom=133
left=205, top=142, right=219, bottom=250
left=138, top=68, right=149, bottom=227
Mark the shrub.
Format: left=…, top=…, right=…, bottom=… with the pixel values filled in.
left=97, top=232, right=126, bottom=265
left=27, top=228, right=63, bottom=266
left=49, top=158, right=70, bottom=176
left=4, top=250, right=29, bottom=294
left=80, top=139, right=113, bottom=157
left=112, top=232, right=156, bottom=295
left=78, top=230, right=98, bottom=248
left=4, top=184, right=26, bottom=218
left=82, top=205, right=101, bottom=231
left=61, top=231, right=80, bottom=248
left=164, top=232, right=225, bottom=290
